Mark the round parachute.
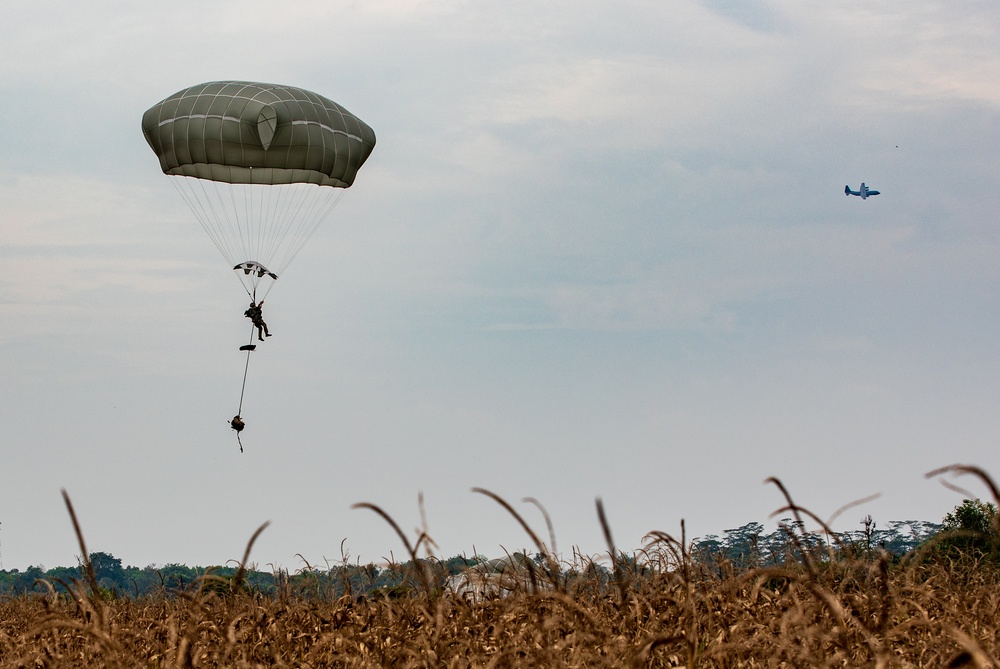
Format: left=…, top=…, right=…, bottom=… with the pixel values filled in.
left=141, top=81, right=376, bottom=296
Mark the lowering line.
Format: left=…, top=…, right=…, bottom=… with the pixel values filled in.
left=238, top=325, right=255, bottom=414
left=239, top=287, right=259, bottom=417
left=231, top=325, right=256, bottom=454
left=232, top=288, right=258, bottom=454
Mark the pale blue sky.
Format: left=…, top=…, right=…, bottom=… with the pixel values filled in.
left=1, top=0, right=999, bottom=570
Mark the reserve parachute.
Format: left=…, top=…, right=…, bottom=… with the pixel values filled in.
left=141, top=80, right=376, bottom=297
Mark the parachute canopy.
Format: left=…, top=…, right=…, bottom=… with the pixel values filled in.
left=142, top=81, right=376, bottom=187
left=141, top=81, right=376, bottom=295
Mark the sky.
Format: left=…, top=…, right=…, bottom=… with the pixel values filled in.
left=2, top=0, right=999, bottom=572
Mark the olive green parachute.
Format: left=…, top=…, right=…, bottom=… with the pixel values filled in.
left=142, top=81, right=376, bottom=295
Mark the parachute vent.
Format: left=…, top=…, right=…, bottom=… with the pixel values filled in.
left=257, top=105, right=277, bottom=151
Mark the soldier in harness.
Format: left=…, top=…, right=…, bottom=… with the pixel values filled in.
left=244, top=300, right=271, bottom=341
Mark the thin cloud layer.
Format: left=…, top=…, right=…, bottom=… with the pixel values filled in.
left=0, top=0, right=998, bottom=570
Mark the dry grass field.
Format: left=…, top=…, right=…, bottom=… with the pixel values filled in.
left=2, top=469, right=1000, bottom=668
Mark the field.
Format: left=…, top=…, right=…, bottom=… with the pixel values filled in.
left=2, top=472, right=999, bottom=668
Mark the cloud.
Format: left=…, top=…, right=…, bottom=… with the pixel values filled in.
left=3, top=0, right=1000, bottom=570
left=0, top=173, right=218, bottom=349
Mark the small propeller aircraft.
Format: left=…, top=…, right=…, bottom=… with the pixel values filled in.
left=845, top=183, right=880, bottom=199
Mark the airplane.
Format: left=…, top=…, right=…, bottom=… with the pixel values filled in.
left=845, top=183, right=880, bottom=199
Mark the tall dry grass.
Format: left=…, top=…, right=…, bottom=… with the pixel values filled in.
left=2, top=466, right=999, bottom=668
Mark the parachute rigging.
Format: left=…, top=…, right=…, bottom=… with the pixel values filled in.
left=168, top=176, right=345, bottom=299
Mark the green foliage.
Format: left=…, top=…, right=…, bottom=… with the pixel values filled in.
left=0, top=553, right=474, bottom=600
left=0, top=504, right=986, bottom=603
left=693, top=516, right=942, bottom=571
left=935, top=498, right=999, bottom=557
left=941, top=498, right=997, bottom=534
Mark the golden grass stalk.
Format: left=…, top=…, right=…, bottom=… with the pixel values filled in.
left=2, top=466, right=999, bottom=666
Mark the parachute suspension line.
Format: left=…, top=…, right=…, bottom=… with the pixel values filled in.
left=196, top=176, right=243, bottom=265
left=236, top=172, right=266, bottom=295
left=231, top=168, right=252, bottom=266
left=261, top=186, right=303, bottom=274
left=170, top=177, right=236, bottom=266
left=256, top=280, right=275, bottom=301
left=171, top=175, right=259, bottom=293
left=250, top=167, right=264, bottom=268
left=286, top=187, right=345, bottom=268
left=175, top=172, right=263, bottom=296
left=268, top=187, right=345, bottom=280
left=268, top=184, right=293, bottom=273
left=260, top=182, right=294, bottom=268
left=259, top=175, right=279, bottom=264
left=169, top=176, right=344, bottom=299
left=227, top=166, right=257, bottom=271
left=250, top=180, right=295, bottom=275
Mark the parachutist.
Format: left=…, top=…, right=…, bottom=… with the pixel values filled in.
left=143, top=82, right=375, bottom=458
left=244, top=300, right=271, bottom=341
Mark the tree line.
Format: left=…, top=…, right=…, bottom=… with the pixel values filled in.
left=0, top=499, right=995, bottom=599
left=0, top=552, right=482, bottom=600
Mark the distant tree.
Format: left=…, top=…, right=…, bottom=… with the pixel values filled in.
left=695, top=514, right=945, bottom=572
left=45, top=565, right=84, bottom=592
left=935, top=498, right=999, bottom=557
left=16, top=566, right=46, bottom=594
left=693, top=534, right=723, bottom=555
left=855, top=515, right=878, bottom=556
left=873, top=520, right=940, bottom=555
left=720, top=522, right=764, bottom=568
left=157, top=564, right=198, bottom=591
left=87, top=552, right=126, bottom=592
left=443, top=554, right=477, bottom=575
left=942, top=499, right=997, bottom=535
left=760, top=519, right=810, bottom=564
